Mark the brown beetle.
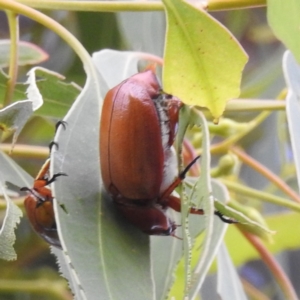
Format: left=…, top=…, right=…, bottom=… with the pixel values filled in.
left=21, top=159, right=66, bottom=249
left=21, top=121, right=67, bottom=248
left=100, top=70, right=209, bottom=236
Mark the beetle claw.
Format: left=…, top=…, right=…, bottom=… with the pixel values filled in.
left=46, top=172, right=67, bottom=185
left=49, top=141, right=58, bottom=152
left=214, top=211, right=238, bottom=224
left=55, top=120, right=67, bottom=132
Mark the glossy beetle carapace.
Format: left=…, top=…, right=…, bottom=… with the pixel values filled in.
left=100, top=70, right=200, bottom=236
left=21, top=158, right=66, bottom=249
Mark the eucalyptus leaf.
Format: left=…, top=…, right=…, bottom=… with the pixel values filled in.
left=52, top=56, right=154, bottom=299
left=162, top=0, right=248, bottom=119
left=217, top=243, right=248, bottom=300
left=0, top=67, right=73, bottom=145
left=0, top=150, right=32, bottom=188
left=0, top=100, right=33, bottom=149
left=0, top=40, right=48, bottom=68
left=188, top=178, right=228, bottom=299
left=0, top=182, right=22, bottom=261
left=268, top=0, right=300, bottom=63
left=52, top=247, right=87, bottom=300
left=26, top=67, right=81, bottom=117
left=151, top=210, right=182, bottom=300
left=214, top=199, right=275, bottom=242
left=168, top=177, right=229, bottom=298
left=92, top=49, right=162, bottom=89
left=0, top=151, right=33, bottom=261
left=0, top=70, right=27, bottom=105
left=169, top=106, right=229, bottom=298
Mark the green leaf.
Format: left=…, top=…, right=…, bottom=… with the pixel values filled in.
left=0, top=66, right=79, bottom=147
left=0, top=151, right=33, bottom=261
left=186, top=110, right=216, bottom=298
left=217, top=243, right=248, bottom=300
left=169, top=177, right=230, bottom=298
left=52, top=51, right=154, bottom=299
left=0, top=66, right=80, bottom=122
left=151, top=211, right=183, bottom=300
left=214, top=199, right=275, bottom=242
left=0, top=182, right=22, bottom=261
left=169, top=107, right=229, bottom=298
left=0, top=40, right=48, bottom=68
left=162, top=0, right=248, bottom=119
left=0, top=100, right=33, bottom=148
left=268, top=0, right=300, bottom=63
left=92, top=49, right=162, bottom=89
left=188, top=178, right=229, bottom=299
left=27, top=67, right=81, bottom=118
left=0, top=70, right=27, bottom=105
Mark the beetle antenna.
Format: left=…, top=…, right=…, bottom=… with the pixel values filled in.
left=179, top=155, right=200, bottom=179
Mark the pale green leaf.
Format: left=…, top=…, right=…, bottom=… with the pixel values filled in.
left=0, top=182, right=22, bottom=261
left=0, top=66, right=79, bottom=148
left=0, top=40, right=48, bottom=68
left=0, top=100, right=33, bottom=149
left=52, top=51, right=154, bottom=299
left=268, top=0, right=300, bottom=63
left=0, top=151, right=32, bottom=261
left=162, top=0, right=248, bottom=119
left=92, top=49, right=162, bottom=89
left=0, top=70, right=27, bottom=105
left=188, top=177, right=228, bottom=299
left=151, top=211, right=183, bottom=300
left=214, top=199, right=275, bottom=242
left=217, top=243, right=248, bottom=300
left=169, top=177, right=229, bottom=299
left=26, top=67, right=80, bottom=116
left=51, top=247, right=86, bottom=300
left=169, top=107, right=228, bottom=298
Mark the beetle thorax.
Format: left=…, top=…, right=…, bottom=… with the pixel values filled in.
left=153, top=96, right=180, bottom=195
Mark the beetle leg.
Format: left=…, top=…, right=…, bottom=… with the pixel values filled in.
left=180, top=156, right=201, bottom=179
left=20, top=186, right=47, bottom=206
left=159, top=156, right=200, bottom=204
left=46, top=172, right=67, bottom=185
left=183, top=139, right=200, bottom=177
left=164, top=196, right=238, bottom=224
left=163, top=195, right=205, bottom=215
